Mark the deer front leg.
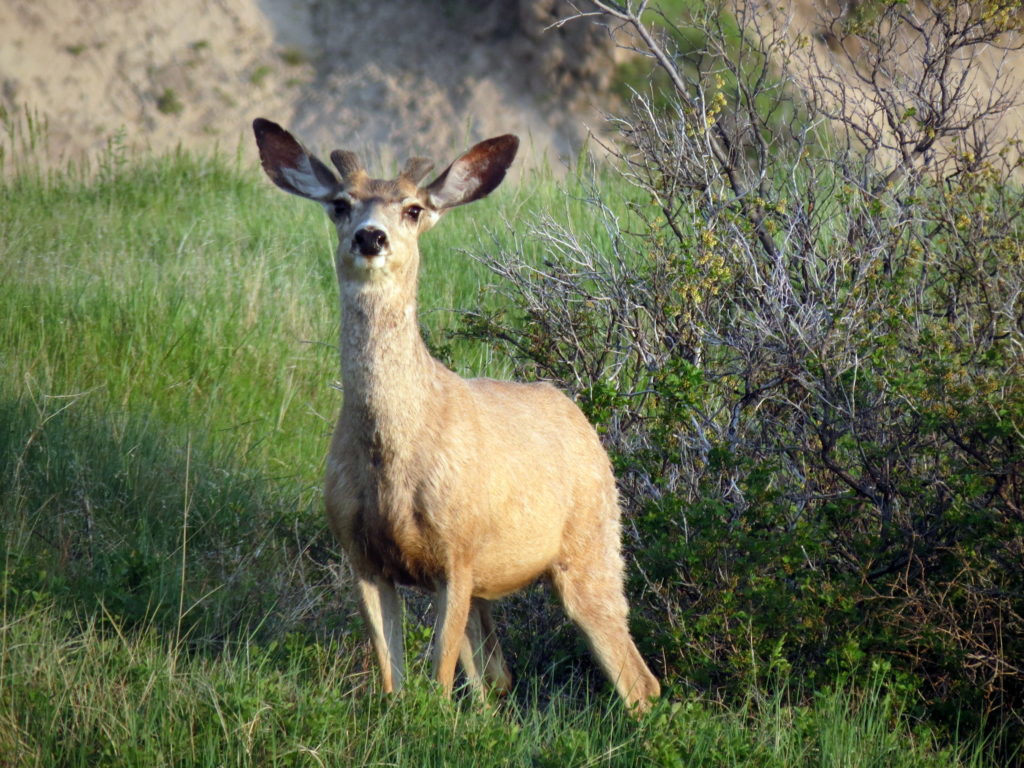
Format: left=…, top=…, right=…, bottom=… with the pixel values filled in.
left=432, top=569, right=474, bottom=695
left=356, top=573, right=405, bottom=693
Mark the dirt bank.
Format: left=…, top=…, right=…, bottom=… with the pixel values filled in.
left=0, top=0, right=616, bottom=174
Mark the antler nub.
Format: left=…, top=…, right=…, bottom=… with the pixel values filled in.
left=400, top=157, right=435, bottom=185
left=330, top=149, right=363, bottom=183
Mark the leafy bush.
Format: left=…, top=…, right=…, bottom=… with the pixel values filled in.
left=462, top=0, right=1024, bottom=741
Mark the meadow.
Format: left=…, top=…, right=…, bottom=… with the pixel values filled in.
left=0, top=130, right=1005, bottom=765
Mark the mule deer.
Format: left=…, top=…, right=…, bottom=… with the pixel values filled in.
left=252, top=118, right=660, bottom=712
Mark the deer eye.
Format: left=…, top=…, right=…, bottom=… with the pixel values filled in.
left=331, top=198, right=351, bottom=218
left=403, top=205, right=423, bottom=223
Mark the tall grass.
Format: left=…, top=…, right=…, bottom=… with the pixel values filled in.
left=0, top=131, right=1003, bottom=765
left=0, top=128, right=629, bottom=640
left=0, top=598, right=994, bottom=767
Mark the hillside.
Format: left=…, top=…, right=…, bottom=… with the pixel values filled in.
left=4, top=0, right=1023, bottom=176
left=0, top=0, right=619, bottom=172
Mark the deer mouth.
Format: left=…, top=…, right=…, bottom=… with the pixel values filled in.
left=353, top=251, right=387, bottom=270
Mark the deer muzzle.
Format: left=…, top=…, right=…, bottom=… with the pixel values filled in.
left=353, top=226, right=389, bottom=257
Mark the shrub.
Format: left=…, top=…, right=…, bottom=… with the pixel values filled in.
left=462, top=0, right=1024, bottom=740
left=155, top=88, right=184, bottom=116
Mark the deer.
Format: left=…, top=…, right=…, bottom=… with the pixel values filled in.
left=252, top=117, right=661, bottom=712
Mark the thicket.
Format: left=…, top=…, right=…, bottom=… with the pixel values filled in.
left=462, top=0, right=1024, bottom=740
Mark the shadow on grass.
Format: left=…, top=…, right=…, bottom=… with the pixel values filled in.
left=0, top=393, right=348, bottom=649
left=0, top=390, right=622, bottom=710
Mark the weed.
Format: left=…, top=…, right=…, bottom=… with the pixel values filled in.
left=278, top=47, right=308, bottom=66
left=155, top=88, right=184, bottom=116
left=249, top=65, right=273, bottom=86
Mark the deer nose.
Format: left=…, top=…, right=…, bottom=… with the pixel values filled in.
left=353, top=226, right=388, bottom=256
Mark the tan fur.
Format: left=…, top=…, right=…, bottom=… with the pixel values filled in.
left=252, top=118, right=660, bottom=712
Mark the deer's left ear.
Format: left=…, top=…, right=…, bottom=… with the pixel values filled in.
left=424, top=135, right=519, bottom=211
left=253, top=118, right=341, bottom=201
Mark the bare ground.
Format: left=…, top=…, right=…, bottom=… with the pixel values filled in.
left=0, top=0, right=618, bottom=175
left=3, top=0, right=1021, bottom=178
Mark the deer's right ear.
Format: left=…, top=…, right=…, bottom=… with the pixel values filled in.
left=253, top=118, right=340, bottom=201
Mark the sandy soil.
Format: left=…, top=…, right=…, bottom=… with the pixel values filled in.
left=2, top=0, right=1021, bottom=179
left=0, top=0, right=617, bottom=175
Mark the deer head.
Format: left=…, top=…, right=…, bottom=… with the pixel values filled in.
left=252, top=118, right=519, bottom=281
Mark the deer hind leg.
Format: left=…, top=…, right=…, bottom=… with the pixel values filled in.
left=356, top=573, right=405, bottom=693
left=550, top=549, right=660, bottom=712
left=459, top=598, right=512, bottom=695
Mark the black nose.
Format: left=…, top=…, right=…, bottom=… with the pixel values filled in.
left=353, top=227, right=388, bottom=256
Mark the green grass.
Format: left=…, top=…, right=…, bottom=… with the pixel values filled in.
left=0, top=598, right=994, bottom=767
left=0, top=140, right=575, bottom=640
left=0, top=133, right=1002, bottom=765
left=2, top=147, right=518, bottom=464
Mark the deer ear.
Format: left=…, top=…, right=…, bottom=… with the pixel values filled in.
left=253, top=118, right=340, bottom=201
left=424, top=135, right=519, bottom=211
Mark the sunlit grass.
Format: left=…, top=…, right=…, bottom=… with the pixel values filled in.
left=0, top=132, right=1003, bottom=766
left=0, top=598, right=995, bottom=767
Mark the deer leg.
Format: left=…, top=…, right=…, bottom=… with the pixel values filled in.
left=459, top=602, right=487, bottom=695
left=550, top=554, right=660, bottom=712
left=356, top=574, right=405, bottom=693
left=475, top=599, right=512, bottom=692
left=432, top=570, right=474, bottom=695
left=459, top=598, right=512, bottom=695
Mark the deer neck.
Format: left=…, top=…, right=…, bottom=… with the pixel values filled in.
left=337, top=267, right=436, bottom=437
